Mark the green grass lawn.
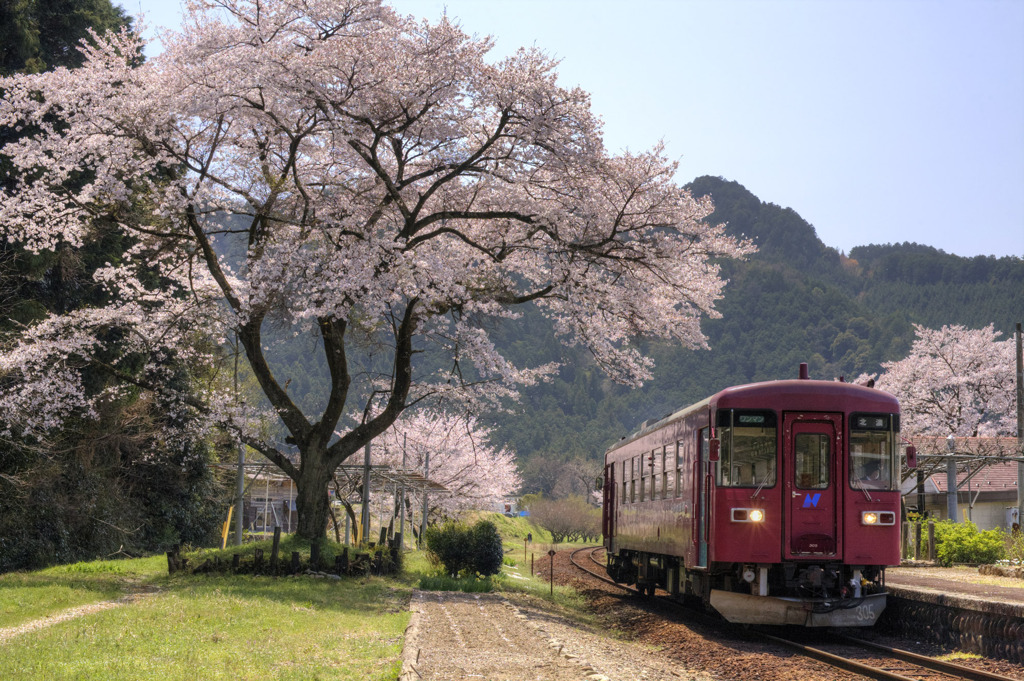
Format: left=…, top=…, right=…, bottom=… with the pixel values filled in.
left=0, top=513, right=595, bottom=680
left=0, top=556, right=166, bottom=629
left=1, top=549, right=409, bottom=681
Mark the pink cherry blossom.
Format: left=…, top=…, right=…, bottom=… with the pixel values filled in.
left=876, top=324, right=1017, bottom=439
left=372, top=410, right=520, bottom=520
left=0, top=0, right=752, bottom=538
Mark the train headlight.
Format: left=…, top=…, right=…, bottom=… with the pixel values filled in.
left=861, top=511, right=896, bottom=526
left=731, top=508, right=765, bottom=523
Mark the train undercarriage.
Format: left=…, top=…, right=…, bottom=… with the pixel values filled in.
left=607, top=550, right=888, bottom=627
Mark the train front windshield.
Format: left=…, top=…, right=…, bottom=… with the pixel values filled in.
left=717, top=410, right=777, bottom=487
left=849, top=413, right=898, bottom=491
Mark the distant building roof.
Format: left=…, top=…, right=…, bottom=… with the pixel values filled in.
left=927, top=460, right=1021, bottom=493
left=911, top=436, right=1021, bottom=458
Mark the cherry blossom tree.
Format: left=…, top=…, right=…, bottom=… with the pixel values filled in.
left=372, top=410, right=519, bottom=521
left=876, top=324, right=1017, bottom=438
left=0, top=0, right=752, bottom=540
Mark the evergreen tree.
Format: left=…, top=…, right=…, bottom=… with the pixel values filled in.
left=0, top=0, right=224, bottom=572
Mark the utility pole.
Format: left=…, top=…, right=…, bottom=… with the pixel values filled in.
left=235, top=442, right=245, bottom=545
left=360, top=442, right=371, bottom=544
left=1016, top=322, right=1023, bottom=529
left=233, top=332, right=245, bottom=546
left=946, top=435, right=959, bottom=522
left=397, top=433, right=407, bottom=549
left=420, top=447, right=431, bottom=545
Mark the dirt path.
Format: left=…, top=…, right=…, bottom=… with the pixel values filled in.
left=401, top=590, right=601, bottom=681
left=0, top=591, right=155, bottom=645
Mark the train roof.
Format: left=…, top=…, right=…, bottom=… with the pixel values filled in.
left=607, top=377, right=899, bottom=455
left=713, top=378, right=899, bottom=410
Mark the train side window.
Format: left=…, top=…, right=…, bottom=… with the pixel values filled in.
left=650, top=449, right=660, bottom=500
left=795, top=433, right=830, bottom=489
left=626, top=454, right=634, bottom=501
left=716, top=410, right=777, bottom=488
left=675, top=441, right=684, bottom=498
left=621, top=460, right=628, bottom=504
left=661, top=446, right=669, bottom=500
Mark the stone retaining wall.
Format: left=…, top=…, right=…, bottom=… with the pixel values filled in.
left=880, top=590, right=1024, bottom=664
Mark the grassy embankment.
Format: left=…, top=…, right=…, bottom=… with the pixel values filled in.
left=0, top=514, right=593, bottom=680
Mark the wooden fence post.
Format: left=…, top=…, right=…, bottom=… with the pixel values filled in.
left=270, top=526, right=281, bottom=571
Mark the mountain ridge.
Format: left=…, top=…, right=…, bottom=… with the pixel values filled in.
left=490, top=176, right=1023, bottom=492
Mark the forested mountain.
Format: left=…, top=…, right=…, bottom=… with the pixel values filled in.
left=221, top=176, right=1023, bottom=495
left=485, top=176, right=1023, bottom=492
left=847, top=242, right=1024, bottom=332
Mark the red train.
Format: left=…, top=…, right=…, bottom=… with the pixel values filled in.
left=602, top=364, right=915, bottom=626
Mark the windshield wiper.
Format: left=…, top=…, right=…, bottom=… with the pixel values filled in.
left=852, top=476, right=873, bottom=502
left=751, top=471, right=772, bottom=499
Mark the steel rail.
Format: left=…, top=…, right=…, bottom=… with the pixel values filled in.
left=568, top=546, right=630, bottom=592
left=832, top=633, right=1019, bottom=681
left=567, top=546, right=1018, bottom=681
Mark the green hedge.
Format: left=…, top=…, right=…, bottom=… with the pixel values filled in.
left=424, top=519, right=504, bottom=577
left=931, top=520, right=1007, bottom=566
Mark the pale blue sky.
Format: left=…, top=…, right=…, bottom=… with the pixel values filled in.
left=129, top=0, right=1024, bottom=259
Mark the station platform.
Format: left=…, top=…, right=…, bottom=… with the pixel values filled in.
left=879, top=565, right=1024, bottom=662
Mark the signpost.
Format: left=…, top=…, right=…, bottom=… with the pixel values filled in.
left=548, top=549, right=556, bottom=596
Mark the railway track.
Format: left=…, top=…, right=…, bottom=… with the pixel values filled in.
left=760, top=630, right=1017, bottom=681
left=567, top=546, right=1018, bottom=681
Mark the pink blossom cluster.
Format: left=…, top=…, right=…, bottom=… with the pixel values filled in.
left=372, top=410, right=521, bottom=518
left=0, top=0, right=751, bottom=510
left=876, top=324, right=1017, bottom=439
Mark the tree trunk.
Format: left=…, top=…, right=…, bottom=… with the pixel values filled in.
left=294, top=457, right=333, bottom=542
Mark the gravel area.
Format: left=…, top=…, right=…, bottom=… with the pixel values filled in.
left=886, top=565, right=1024, bottom=602
left=401, top=589, right=711, bottom=681
left=403, top=550, right=1024, bottom=681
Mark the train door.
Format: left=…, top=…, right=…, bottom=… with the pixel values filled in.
left=696, top=428, right=710, bottom=568
left=602, top=462, right=615, bottom=543
left=784, top=413, right=841, bottom=559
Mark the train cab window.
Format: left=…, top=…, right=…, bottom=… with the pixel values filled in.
left=716, top=410, right=777, bottom=488
left=795, top=433, right=830, bottom=489
left=850, top=413, right=897, bottom=491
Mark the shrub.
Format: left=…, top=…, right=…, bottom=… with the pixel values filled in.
left=932, top=520, right=1007, bottom=566
left=423, top=521, right=468, bottom=576
left=469, top=520, right=504, bottom=576
left=424, top=519, right=505, bottom=578
left=1005, top=528, right=1024, bottom=565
